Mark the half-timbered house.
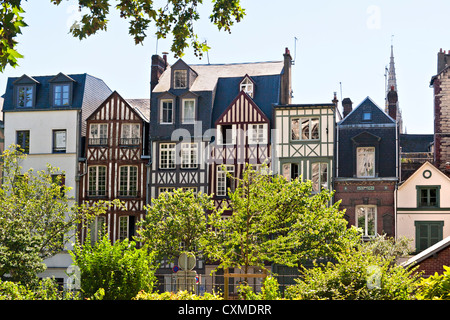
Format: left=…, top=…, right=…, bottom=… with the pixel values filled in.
left=78, top=91, right=149, bottom=244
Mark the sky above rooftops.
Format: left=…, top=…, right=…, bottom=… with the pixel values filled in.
left=1, top=1, right=449, bottom=134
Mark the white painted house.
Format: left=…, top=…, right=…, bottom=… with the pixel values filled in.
left=1, top=73, right=112, bottom=286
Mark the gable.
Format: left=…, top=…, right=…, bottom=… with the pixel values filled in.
left=49, top=72, right=76, bottom=83
left=13, top=74, right=40, bottom=85
left=339, top=97, right=395, bottom=126
left=87, top=91, right=146, bottom=122
left=215, top=91, right=269, bottom=125
left=351, top=131, right=381, bottom=144
left=399, top=161, right=450, bottom=191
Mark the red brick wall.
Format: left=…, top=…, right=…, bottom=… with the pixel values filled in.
left=415, top=245, right=450, bottom=277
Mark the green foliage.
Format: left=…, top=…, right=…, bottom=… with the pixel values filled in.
left=134, top=290, right=223, bottom=300
left=70, top=234, right=157, bottom=300
left=416, top=266, right=450, bottom=300
left=0, top=278, right=79, bottom=300
left=238, top=276, right=283, bottom=300
left=138, top=188, right=214, bottom=261
left=285, top=236, right=421, bottom=300
left=204, top=165, right=360, bottom=274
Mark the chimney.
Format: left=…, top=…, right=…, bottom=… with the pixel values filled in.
left=280, top=47, right=292, bottom=105
left=387, top=85, right=398, bottom=120
left=342, top=97, right=353, bottom=118
left=151, top=53, right=168, bottom=92
left=437, top=48, right=450, bottom=74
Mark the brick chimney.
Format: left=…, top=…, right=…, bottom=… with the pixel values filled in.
left=387, top=85, right=398, bottom=120
left=342, top=97, right=353, bottom=118
left=151, top=52, right=168, bottom=92
left=280, top=47, right=292, bottom=105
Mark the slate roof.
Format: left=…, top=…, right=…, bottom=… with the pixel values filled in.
left=400, top=134, right=434, bottom=152
left=126, top=98, right=150, bottom=123
left=338, top=96, right=395, bottom=126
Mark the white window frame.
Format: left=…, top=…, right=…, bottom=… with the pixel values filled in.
left=119, top=166, right=138, bottom=197
left=240, top=77, right=254, bottom=98
left=159, top=143, right=176, bottom=169
left=311, top=162, right=328, bottom=192
left=356, top=205, right=377, bottom=237
left=53, top=84, right=70, bottom=106
left=248, top=123, right=267, bottom=144
left=17, top=85, right=33, bottom=107
left=217, top=124, right=237, bottom=145
left=88, top=165, right=107, bottom=196
left=181, top=143, right=198, bottom=169
left=217, top=165, right=234, bottom=197
left=89, top=123, right=108, bottom=145
left=120, top=123, right=140, bottom=145
left=119, top=216, right=129, bottom=241
left=356, top=146, right=375, bottom=178
left=182, top=99, right=196, bottom=124
left=174, top=70, right=188, bottom=89
left=291, top=117, right=320, bottom=141
left=160, top=99, right=174, bottom=124
left=53, top=129, right=67, bottom=153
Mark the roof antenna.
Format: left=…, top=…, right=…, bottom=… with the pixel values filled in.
left=204, top=40, right=210, bottom=64
left=339, top=82, right=343, bottom=101
left=292, top=37, right=298, bottom=65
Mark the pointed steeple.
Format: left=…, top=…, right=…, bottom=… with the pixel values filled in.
left=385, top=41, right=403, bottom=133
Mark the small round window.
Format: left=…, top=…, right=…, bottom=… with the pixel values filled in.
left=423, top=170, right=432, bottom=179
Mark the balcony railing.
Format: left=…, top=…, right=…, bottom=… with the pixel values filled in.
left=87, top=190, right=107, bottom=198
left=119, top=138, right=141, bottom=146
left=88, top=138, right=109, bottom=146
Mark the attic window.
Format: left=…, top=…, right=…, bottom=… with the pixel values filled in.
left=362, top=112, right=372, bottom=121
left=240, top=77, right=254, bottom=98
left=174, top=70, right=187, bottom=89
left=17, top=85, right=34, bottom=107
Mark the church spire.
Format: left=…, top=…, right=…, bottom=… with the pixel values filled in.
left=385, top=39, right=403, bottom=133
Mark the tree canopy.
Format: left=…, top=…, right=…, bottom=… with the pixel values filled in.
left=0, top=0, right=246, bottom=72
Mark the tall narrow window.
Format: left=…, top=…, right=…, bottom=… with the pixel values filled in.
left=159, top=143, right=176, bottom=169
left=311, top=162, right=328, bottom=192
left=282, top=163, right=299, bottom=181
left=90, top=216, right=105, bottom=245
left=89, top=124, right=108, bottom=145
left=119, top=216, right=135, bottom=241
left=16, top=130, right=30, bottom=154
left=356, top=147, right=375, bottom=177
left=182, top=99, right=196, bottom=124
left=248, top=124, right=267, bottom=144
left=53, top=130, right=66, bottom=153
left=240, top=77, right=254, bottom=97
left=88, top=166, right=106, bottom=197
left=54, top=84, right=70, bottom=106
left=160, top=99, right=174, bottom=124
left=119, top=166, right=138, bottom=197
left=17, top=86, right=33, bottom=107
left=181, top=143, right=198, bottom=169
left=120, top=123, right=140, bottom=145
left=291, top=118, right=319, bottom=141
left=217, top=124, right=236, bottom=145
left=217, top=165, right=234, bottom=196
left=174, top=70, right=187, bottom=89
left=356, top=205, right=376, bottom=237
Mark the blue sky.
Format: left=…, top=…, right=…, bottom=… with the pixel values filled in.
left=2, top=0, right=449, bottom=134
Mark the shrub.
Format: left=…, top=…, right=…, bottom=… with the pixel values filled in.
left=134, top=290, right=223, bottom=300
left=416, top=266, right=450, bottom=300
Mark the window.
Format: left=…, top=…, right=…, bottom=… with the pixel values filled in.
left=362, top=111, right=372, bottom=121
left=356, top=147, right=375, bottom=178
left=120, top=123, right=140, bottom=145
left=181, top=143, right=198, bottom=169
left=119, top=166, right=138, bottom=197
left=217, top=124, right=236, bottom=145
left=88, top=166, right=106, bottom=197
left=282, top=163, right=299, bottom=181
left=90, top=216, right=105, bottom=245
left=217, top=165, right=234, bottom=196
left=53, top=130, right=66, bottom=153
left=356, top=205, right=376, bottom=237
left=248, top=124, right=267, bottom=144
left=119, top=216, right=135, bottom=241
left=174, top=70, right=187, bottom=89
left=311, top=162, right=328, bottom=192
left=182, top=99, right=196, bottom=124
left=291, top=117, right=319, bottom=141
left=16, top=130, right=30, bottom=154
left=17, top=86, right=33, bottom=107
left=415, top=221, right=444, bottom=252
left=53, top=84, right=70, bottom=106
left=417, top=186, right=440, bottom=208
left=159, top=143, right=176, bottom=169
left=89, top=124, right=108, bottom=145
left=240, top=77, right=254, bottom=97
left=51, top=174, right=66, bottom=196
left=160, top=99, right=174, bottom=124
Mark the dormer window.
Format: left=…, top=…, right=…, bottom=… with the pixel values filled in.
left=240, top=76, right=254, bottom=98
left=53, top=84, right=70, bottom=106
left=174, top=70, right=187, bottom=89
left=17, top=86, right=34, bottom=107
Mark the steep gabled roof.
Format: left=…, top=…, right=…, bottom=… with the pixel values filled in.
left=338, top=96, right=395, bottom=126
left=398, top=161, right=450, bottom=190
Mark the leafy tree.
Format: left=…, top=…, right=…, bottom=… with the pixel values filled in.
left=416, top=266, right=450, bottom=300
left=70, top=234, right=157, bottom=300
left=0, top=0, right=246, bottom=72
left=204, top=165, right=361, bottom=277
left=0, top=146, right=115, bottom=284
left=137, top=188, right=215, bottom=262
left=285, top=235, right=422, bottom=300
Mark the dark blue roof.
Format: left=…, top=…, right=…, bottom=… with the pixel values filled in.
left=211, top=74, right=281, bottom=125
left=339, top=97, right=395, bottom=126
